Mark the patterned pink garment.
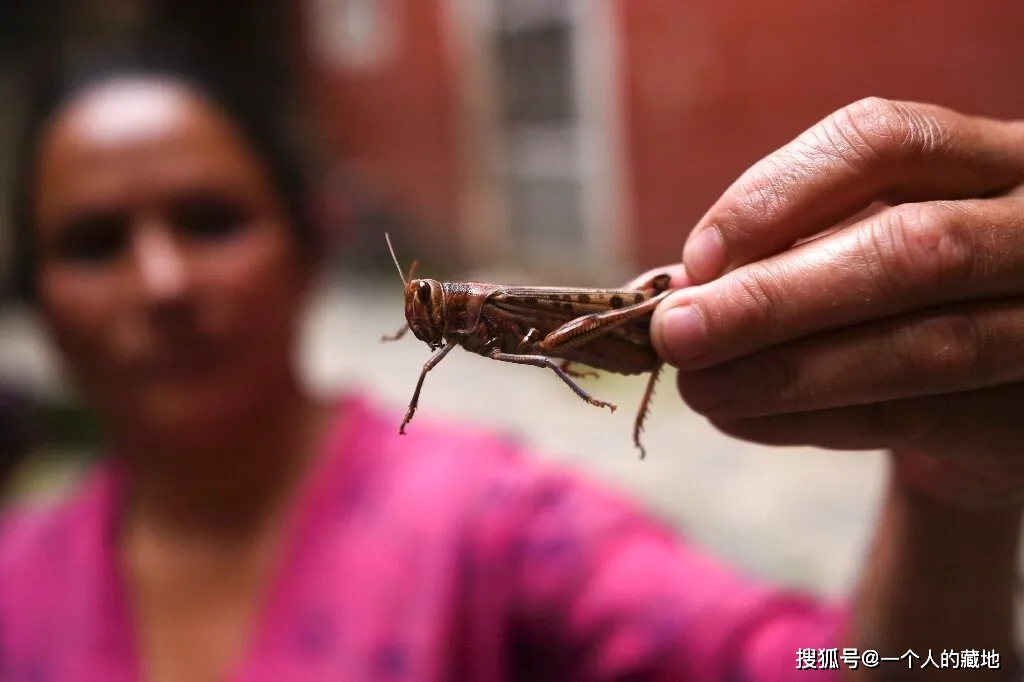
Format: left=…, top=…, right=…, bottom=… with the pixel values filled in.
left=0, top=392, right=847, bottom=681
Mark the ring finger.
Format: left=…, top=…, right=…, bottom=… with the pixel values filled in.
left=706, top=382, right=1024, bottom=460
left=676, top=299, right=1024, bottom=417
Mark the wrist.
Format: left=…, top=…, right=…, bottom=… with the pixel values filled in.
left=887, top=451, right=1023, bottom=577
left=891, top=448, right=1024, bottom=512
left=847, top=455, right=1023, bottom=679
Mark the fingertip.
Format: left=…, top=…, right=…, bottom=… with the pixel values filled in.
left=682, top=225, right=726, bottom=282
left=670, top=265, right=693, bottom=289
left=651, top=290, right=706, bottom=368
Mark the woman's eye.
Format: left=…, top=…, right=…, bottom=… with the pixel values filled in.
left=53, top=213, right=129, bottom=264
left=171, top=196, right=251, bottom=241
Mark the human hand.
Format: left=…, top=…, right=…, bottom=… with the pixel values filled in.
left=647, top=97, right=1024, bottom=509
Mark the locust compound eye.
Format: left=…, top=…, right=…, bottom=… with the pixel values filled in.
left=417, top=281, right=432, bottom=304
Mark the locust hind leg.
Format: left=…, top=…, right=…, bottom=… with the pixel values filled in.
left=488, top=351, right=616, bottom=412
left=632, top=361, right=664, bottom=460
left=539, top=289, right=674, bottom=356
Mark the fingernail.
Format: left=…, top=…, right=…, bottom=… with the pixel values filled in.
left=657, top=304, right=707, bottom=366
left=684, top=226, right=725, bottom=282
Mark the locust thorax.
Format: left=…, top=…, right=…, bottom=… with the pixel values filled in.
left=405, top=279, right=447, bottom=349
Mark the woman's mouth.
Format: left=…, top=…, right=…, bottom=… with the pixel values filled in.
left=138, top=345, right=226, bottom=379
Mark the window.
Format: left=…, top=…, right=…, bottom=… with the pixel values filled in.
left=495, top=22, right=576, bottom=125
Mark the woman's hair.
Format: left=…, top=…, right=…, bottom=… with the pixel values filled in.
left=0, top=383, right=37, bottom=492
left=5, top=42, right=320, bottom=303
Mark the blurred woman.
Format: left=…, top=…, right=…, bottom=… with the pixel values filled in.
left=0, top=46, right=1017, bottom=682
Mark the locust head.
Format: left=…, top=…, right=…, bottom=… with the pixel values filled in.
left=386, top=233, right=447, bottom=350
left=404, top=278, right=446, bottom=349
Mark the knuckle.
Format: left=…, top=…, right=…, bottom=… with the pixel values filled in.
left=868, top=202, right=975, bottom=292
left=719, top=267, right=785, bottom=339
left=704, top=349, right=800, bottom=417
left=873, top=398, right=949, bottom=449
left=891, top=313, right=986, bottom=383
left=827, top=97, right=946, bottom=163
left=720, top=156, right=800, bottom=230
left=756, top=348, right=802, bottom=408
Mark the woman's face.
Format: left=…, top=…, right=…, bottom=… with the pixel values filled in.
left=30, top=78, right=313, bottom=442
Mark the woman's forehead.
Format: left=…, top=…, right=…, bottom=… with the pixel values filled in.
left=40, top=79, right=244, bottom=162
left=58, top=79, right=204, bottom=147
left=32, top=79, right=272, bottom=213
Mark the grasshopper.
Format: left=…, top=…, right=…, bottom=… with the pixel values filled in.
left=380, top=234, right=676, bottom=459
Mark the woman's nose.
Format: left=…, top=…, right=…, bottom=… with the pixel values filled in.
left=130, top=222, right=190, bottom=303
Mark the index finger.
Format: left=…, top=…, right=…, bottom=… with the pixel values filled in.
left=683, top=97, right=1024, bottom=283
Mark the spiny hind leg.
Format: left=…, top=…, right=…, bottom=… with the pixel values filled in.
left=540, top=289, right=673, bottom=355
left=632, top=362, right=664, bottom=460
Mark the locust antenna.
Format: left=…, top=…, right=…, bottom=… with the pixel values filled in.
left=385, top=232, right=407, bottom=286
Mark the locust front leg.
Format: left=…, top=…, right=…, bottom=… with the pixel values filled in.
left=487, top=350, right=616, bottom=412
left=399, top=340, right=457, bottom=434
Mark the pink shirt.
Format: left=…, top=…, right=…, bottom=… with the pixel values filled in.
left=0, top=392, right=846, bottom=681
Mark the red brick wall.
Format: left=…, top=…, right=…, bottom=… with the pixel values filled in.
left=299, top=0, right=461, bottom=253
left=617, top=0, right=1024, bottom=269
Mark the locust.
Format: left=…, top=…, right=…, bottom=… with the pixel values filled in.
left=380, top=234, right=676, bottom=459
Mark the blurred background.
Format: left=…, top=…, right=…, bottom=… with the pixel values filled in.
left=2, top=0, right=1024, bottom=604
